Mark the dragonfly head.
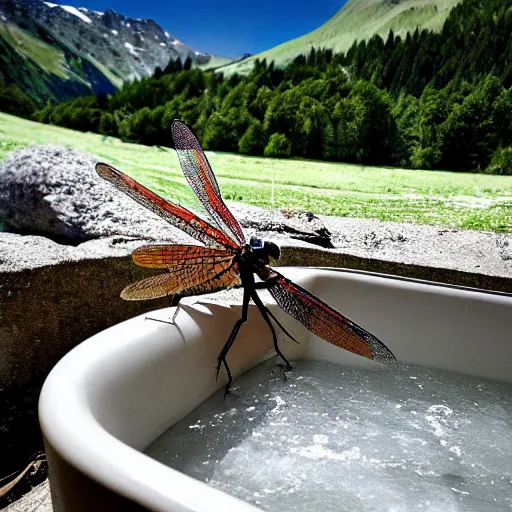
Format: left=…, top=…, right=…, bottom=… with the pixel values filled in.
left=249, top=236, right=281, bottom=262
left=263, top=241, right=281, bottom=261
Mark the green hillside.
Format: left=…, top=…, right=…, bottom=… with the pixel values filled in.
left=0, top=23, right=68, bottom=79
left=218, top=0, right=462, bottom=75
left=28, top=0, right=512, bottom=181
left=0, top=24, right=116, bottom=106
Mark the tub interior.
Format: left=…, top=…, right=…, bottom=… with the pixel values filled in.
left=84, top=300, right=305, bottom=452
left=145, top=358, right=512, bottom=512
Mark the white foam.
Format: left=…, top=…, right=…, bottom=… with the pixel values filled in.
left=312, top=434, right=329, bottom=445
left=449, top=445, right=461, bottom=457
left=44, top=2, right=58, bottom=7
left=110, top=29, right=118, bottom=35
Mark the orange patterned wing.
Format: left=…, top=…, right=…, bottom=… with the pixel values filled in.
left=131, top=244, right=235, bottom=269
left=261, top=269, right=397, bottom=365
left=120, top=256, right=241, bottom=300
left=96, top=163, right=238, bottom=250
left=171, top=120, right=246, bottom=247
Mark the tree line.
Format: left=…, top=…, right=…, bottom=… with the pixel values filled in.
left=27, top=0, right=512, bottom=174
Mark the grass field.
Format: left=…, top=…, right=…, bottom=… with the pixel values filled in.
left=0, top=113, right=511, bottom=233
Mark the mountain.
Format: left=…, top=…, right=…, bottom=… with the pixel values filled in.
left=0, top=0, right=232, bottom=103
left=218, top=0, right=462, bottom=76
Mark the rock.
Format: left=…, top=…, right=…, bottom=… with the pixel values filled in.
left=319, top=216, right=512, bottom=279
left=0, top=145, right=333, bottom=249
left=502, top=249, right=512, bottom=261
left=0, top=145, right=190, bottom=245
left=497, top=238, right=512, bottom=261
left=228, top=203, right=333, bottom=248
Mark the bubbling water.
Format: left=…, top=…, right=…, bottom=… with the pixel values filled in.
left=145, top=360, right=512, bottom=512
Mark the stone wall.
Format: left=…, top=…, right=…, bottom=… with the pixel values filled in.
left=0, top=234, right=170, bottom=481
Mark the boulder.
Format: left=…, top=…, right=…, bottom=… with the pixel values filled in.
left=0, top=145, right=189, bottom=245
left=228, top=203, right=333, bottom=248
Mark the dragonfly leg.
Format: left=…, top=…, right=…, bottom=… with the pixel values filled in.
left=260, top=304, right=299, bottom=344
left=216, top=286, right=250, bottom=397
left=251, top=290, right=293, bottom=372
left=253, top=281, right=298, bottom=344
left=170, top=295, right=181, bottom=323
left=144, top=295, right=181, bottom=325
left=220, top=360, right=233, bottom=399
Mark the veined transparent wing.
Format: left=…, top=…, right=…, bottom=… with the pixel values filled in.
left=171, top=120, right=246, bottom=247
left=262, top=269, right=397, bottom=364
left=96, top=163, right=238, bottom=250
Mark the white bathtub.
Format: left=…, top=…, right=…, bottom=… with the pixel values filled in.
left=39, top=268, right=512, bottom=512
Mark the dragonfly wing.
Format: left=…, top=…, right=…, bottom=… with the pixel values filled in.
left=121, top=273, right=183, bottom=300
left=131, top=244, right=235, bottom=268
left=171, top=120, right=246, bottom=247
left=96, top=163, right=238, bottom=250
left=262, top=269, right=397, bottom=365
left=176, top=262, right=241, bottom=298
left=121, top=256, right=241, bottom=300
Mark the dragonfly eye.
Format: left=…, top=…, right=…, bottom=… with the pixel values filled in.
left=264, top=241, right=280, bottom=261
left=249, top=236, right=264, bottom=250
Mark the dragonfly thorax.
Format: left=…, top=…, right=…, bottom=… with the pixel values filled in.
left=249, top=236, right=280, bottom=261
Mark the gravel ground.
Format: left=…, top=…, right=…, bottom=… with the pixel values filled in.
left=3, top=481, right=51, bottom=512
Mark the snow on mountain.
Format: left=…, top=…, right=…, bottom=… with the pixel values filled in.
left=59, top=4, right=92, bottom=23
left=1, top=0, right=224, bottom=83
left=0, top=0, right=233, bottom=103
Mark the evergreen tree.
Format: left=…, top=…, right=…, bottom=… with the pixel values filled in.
left=264, top=133, right=292, bottom=158
left=32, top=0, right=512, bottom=172
left=238, top=120, right=266, bottom=155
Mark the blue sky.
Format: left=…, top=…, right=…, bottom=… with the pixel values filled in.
left=77, top=0, right=345, bottom=57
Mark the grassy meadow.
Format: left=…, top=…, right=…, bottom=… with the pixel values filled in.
left=0, top=113, right=510, bottom=233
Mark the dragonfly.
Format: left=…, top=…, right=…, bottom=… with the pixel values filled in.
left=96, top=120, right=397, bottom=395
